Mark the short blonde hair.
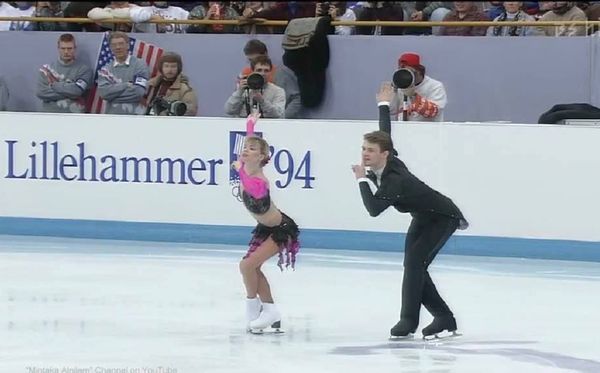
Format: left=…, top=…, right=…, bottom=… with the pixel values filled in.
left=245, top=136, right=270, bottom=166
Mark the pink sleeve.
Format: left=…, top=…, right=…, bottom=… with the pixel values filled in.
left=239, top=164, right=268, bottom=198
left=246, top=115, right=257, bottom=137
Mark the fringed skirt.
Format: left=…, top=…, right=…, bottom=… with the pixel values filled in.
left=243, top=212, right=300, bottom=270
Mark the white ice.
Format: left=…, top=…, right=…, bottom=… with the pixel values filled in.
left=1, top=235, right=600, bottom=373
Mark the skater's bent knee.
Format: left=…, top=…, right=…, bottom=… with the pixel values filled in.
left=239, top=258, right=259, bottom=274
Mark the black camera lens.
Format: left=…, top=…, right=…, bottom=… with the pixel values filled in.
left=392, top=68, right=415, bottom=89
left=247, top=73, right=265, bottom=90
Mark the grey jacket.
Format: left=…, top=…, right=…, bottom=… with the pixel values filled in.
left=224, top=82, right=286, bottom=119
left=98, top=55, right=150, bottom=115
left=0, top=76, right=8, bottom=111
left=274, top=65, right=302, bottom=119
left=36, top=59, right=93, bottom=113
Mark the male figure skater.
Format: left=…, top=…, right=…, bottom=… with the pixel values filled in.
left=351, top=83, right=468, bottom=340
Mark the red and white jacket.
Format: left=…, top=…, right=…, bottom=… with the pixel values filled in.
left=390, top=75, right=447, bottom=122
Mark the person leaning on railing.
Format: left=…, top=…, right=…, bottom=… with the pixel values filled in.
left=239, top=1, right=316, bottom=34
left=535, top=1, right=587, bottom=36
left=486, top=1, right=537, bottom=36
left=353, top=1, right=405, bottom=35
left=315, top=1, right=356, bottom=35
left=440, top=1, right=489, bottom=36
left=400, top=2, right=452, bottom=35
left=128, top=1, right=189, bottom=33
left=87, top=1, right=138, bottom=32
left=32, top=1, right=67, bottom=31
left=186, top=1, right=241, bottom=34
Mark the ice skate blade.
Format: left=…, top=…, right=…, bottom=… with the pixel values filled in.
left=249, top=327, right=285, bottom=335
left=249, top=321, right=284, bottom=335
left=389, top=333, right=415, bottom=341
left=423, top=330, right=462, bottom=341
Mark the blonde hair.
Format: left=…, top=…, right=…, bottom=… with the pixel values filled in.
left=245, top=136, right=270, bottom=166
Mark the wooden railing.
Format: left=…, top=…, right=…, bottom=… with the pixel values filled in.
left=0, top=16, right=598, bottom=28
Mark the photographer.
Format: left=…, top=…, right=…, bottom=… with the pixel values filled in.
left=225, top=55, right=285, bottom=119
left=315, top=2, right=356, bottom=35
left=388, top=52, right=447, bottom=122
left=145, top=52, right=198, bottom=116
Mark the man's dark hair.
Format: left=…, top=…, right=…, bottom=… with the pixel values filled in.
left=251, top=55, right=273, bottom=70
left=58, top=33, right=75, bottom=45
left=364, top=131, right=394, bottom=154
left=243, top=39, right=268, bottom=56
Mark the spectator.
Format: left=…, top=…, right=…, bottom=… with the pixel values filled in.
left=97, top=31, right=150, bottom=115
left=584, top=2, right=600, bottom=34
left=225, top=55, right=285, bottom=118
left=487, top=2, right=537, bottom=36
left=240, top=1, right=315, bottom=34
left=0, top=75, right=9, bottom=110
left=400, top=2, right=451, bottom=35
left=63, top=2, right=105, bottom=32
left=88, top=1, right=139, bottom=32
left=229, top=1, right=246, bottom=16
left=522, top=1, right=540, bottom=16
left=144, top=52, right=198, bottom=116
left=0, top=2, right=17, bottom=31
left=168, top=1, right=203, bottom=11
left=8, top=1, right=36, bottom=31
left=187, top=2, right=241, bottom=34
left=535, top=1, right=556, bottom=19
left=36, top=33, right=93, bottom=114
left=239, top=39, right=301, bottom=119
left=485, top=1, right=505, bottom=19
left=32, top=2, right=67, bottom=31
left=440, top=1, right=489, bottom=36
left=128, top=1, right=190, bottom=33
left=388, top=52, right=447, bottom=122
left=536, top=2, right=587, bottom=36
left=315, top=1, right=356, bottom=35
left=354, top=1, right=405, bottom=35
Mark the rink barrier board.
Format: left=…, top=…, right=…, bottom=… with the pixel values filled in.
left=0, top=217, right=599, bottom=263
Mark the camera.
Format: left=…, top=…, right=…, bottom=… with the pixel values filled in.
left=246, top=72, right=265, bottom=90
left=316, top=2, right=331, bottom=16
left=392, top=68, right=415, bottom=90
left=152, top=96, right=187, bottom=116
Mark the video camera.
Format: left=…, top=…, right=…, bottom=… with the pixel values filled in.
left=151, top=96, right=187, bottom=116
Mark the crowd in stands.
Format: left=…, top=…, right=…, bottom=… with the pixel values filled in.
left=0, top=2, right=598, bottom=36
left=0, top=2, right=598, bottom=120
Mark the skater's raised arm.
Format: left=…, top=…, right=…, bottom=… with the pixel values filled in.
left=245, top=111, right=259, bottom=137
left=376, top=82, right=394, bottom=135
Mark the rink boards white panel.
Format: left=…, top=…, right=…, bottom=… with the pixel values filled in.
left=0, top=112, right=599, bottom=243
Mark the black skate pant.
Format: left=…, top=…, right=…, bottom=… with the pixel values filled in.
left=400, top=214, right=459, bottom=327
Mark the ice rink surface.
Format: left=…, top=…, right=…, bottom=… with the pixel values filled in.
left=1, top=235, right=599, bottom=373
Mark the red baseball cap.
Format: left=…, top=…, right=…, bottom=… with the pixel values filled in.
left=398, top=53, right=421, bottom=68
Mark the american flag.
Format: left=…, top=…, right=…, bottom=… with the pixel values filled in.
left=87, top=32, right=164, bottom=114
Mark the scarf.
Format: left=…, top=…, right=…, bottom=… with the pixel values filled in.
left=493, top=11, right=525, bottom=36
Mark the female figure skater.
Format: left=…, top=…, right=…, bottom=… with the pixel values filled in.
left=231, top=112, right=300, bottom=333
